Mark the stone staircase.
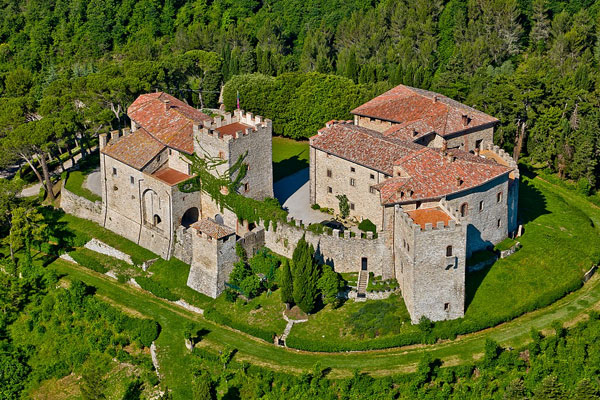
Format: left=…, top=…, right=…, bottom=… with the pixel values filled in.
left=357, top=270, right=369, bottom=300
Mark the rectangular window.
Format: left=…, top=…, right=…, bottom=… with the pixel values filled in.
left=369, top=187, right=375, bottom=194
left=479, top=200, right=483, bottom=212
left=350, top=167, right=355, bottom=173
left=350, top=202, right=355, bottom=210
left=218, top=151, right=225, bottom=159
left=370, top=173, right=375, bottom=180
left=444, top=303, right=450, bottom=311
left=169, top=149, right=172, bottom=155
left=130, top=176, right=134, bottom=185
left=112, top=167, right=117, bottom=176
left=244, top=183, right=249, bottom=192
left=497, top=192, right=503, bottom=203
left=497, top=218, right=501, bottom=228
left=327, top=186, right=332, bottom=193
left=327, top=169, right=332, bottom=178
left=350, top=178, right=355, bottom=186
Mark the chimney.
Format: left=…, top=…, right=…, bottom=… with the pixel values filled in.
left=474, top=147, right=480, bottom=157
left=456, top=176, right=463, bottom=187
left=99, top=133, right=108, bottom=150
left=412, top=129, right=419, bottom=137
left=462, top=114, right=469, bottom=126
left=441, top=140, right=448, bottom=154
left=164, top=99, right=171, bottom=111
left=433, top=95, right=438, bottom=103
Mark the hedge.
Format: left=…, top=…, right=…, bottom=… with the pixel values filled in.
left=204, top=306, right=275, bottom=343
left=135, top=276, right=180, bottom=301
left=68, top=249, right=108, bottom=273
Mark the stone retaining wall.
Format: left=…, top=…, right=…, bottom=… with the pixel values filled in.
left=60, top=186, right=103, bottom=225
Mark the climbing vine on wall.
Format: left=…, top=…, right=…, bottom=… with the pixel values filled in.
left=178, top=146, right=287, bottom=230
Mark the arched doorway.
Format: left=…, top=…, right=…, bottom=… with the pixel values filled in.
left=142, top=189, right=159, bottom=226
left=181, top=207, right=199, bottom=228
left=214, top=214, right=224, bottom=225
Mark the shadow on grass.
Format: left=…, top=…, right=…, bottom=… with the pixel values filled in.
left=518, top=176, right=549, bottom=225
left=273, top=153, right=309, bottom=183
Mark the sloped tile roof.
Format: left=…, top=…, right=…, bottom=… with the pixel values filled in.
left=128, top=92, right=211, bottom=154
left=215, top=122, right=253, bottom=138
left=102, top=129, right=165, bottom=170
left=152, top=167, right=192, bottom=186
left=191, top=218, right=235, bottom=239
left=309, top=122, right=422, bottom=175
left=373, top=147, right=511, bottom=204
left=352, top=85, right=498, bottom=137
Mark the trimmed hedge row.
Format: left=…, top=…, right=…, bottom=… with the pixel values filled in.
left=68, top=249, right=108, bottom=273
left=204, top=307, right=275, bottom=343
left=286, top=275, right=585, bottom=352
left=135, top=276, right=180, bottom=301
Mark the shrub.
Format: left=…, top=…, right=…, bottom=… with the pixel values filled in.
left=358, top=219, right=376, bottom=233
left=239, top=275, right=261, bottom=299
left=135, top=277, right=179, bottom=301
left=311, top=203, right=321, bottom=210
left=224, top=289, right=238, bottom=303
left=69, top=250, right=108, bottom=274
left=336, top=194, right=349, bottom=218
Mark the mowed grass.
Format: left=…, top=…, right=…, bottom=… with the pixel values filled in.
left=272, top=136, right=309, bottom=182
left=63, top=151, right=101, bottom=202
left=463, top=175, right=600, bottom=325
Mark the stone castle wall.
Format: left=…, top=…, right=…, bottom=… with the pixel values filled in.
left=394, top=206, right=466, bottom=323
left=60, top=185, right=104, bottom=225
left=262, top=220, right=394, bottom=279
left=310, top=147, right=385, bottom=228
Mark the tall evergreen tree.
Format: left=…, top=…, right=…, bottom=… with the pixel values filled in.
left=279, top=259, right=294, bottom=305
left=292, top=236, right=319, bottom=313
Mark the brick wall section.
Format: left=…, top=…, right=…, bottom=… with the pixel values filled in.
left=186, top=230, right=237, bottom=298
left=395, top=206, right=466, bottom=323
left=261, top=221, right=394, bottom=278
left=444, top=175, right=509, bottom=256
left=310, top=148, right=385, bottom=228
left=60, top=186, right=104, bottom=225
left=356, top=116, right=393, bottom=132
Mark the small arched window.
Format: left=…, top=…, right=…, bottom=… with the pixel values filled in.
left=460, top=203, right=468, bottom=218
left=153, top=214, right=162, bottom=226
left=446, top=245, right=453, bottom=257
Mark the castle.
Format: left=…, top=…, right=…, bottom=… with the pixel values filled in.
left=91, top=85, right=518, bottom=324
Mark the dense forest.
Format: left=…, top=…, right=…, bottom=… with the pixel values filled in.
left=1, top=0, right=600, bottom=194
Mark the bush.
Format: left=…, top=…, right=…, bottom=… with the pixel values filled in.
left=239, top=275, right=261, bottom=299
left=69, top=249, right=108, bottom=273
left=204, top=307, right=275, bottom=342
left=358, top=219, right=376, bottom=233
left=311, top=203, right=321, bottom=210
left=135, top=277, right=179, bottom=301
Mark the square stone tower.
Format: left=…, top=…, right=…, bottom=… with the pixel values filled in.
left=186, top=218, right=238, bottom=298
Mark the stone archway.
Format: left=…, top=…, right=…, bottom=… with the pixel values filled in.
left=181, top=207, right=199, bottom=228
left=142, top=189, right=159, bottom=226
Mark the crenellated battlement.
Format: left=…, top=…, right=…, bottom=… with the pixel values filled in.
left=438, top=198, right=462, bottom=221
left=396, top=205, right=460, bottom=234
left=481, top=142, right=520, bottom=179
left=196, top=110, right=272, bottom=142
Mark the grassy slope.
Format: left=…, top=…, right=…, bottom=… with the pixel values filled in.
left=50, top=258, right=600, bottom=393
left=272, top=136, right=309, bottom=182
left=63, top=152, right=101, bottom=202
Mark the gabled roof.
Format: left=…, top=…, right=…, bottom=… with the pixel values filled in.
left=102, top=129, right=165, bottom=170
left=373, top=147, right=511, bottom=204
left=352, top=85, right=498, bottom=137
left=309, top=122, right=422, bottom=175
left=128, top=92, right=211, bottom=154
left=152, top=167, right=192, bottom=186
left=191, top=218, right=235, bottom=239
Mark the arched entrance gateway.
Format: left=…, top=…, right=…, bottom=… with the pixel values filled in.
left=181, top=207, right=199, bottom=228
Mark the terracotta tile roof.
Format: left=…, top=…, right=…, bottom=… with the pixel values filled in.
left=373, top=147, right=512, bottom=204
left=102, top=129, right=165, bottom=170
left=215, top=122, right=253, bottom=137
left=191, top=218, right=235, bottom=239
left=310, top=122, right=422, bottom=175
left=128, top=92, right=211, bottom=154
left=406, top=207, right=452, bottom=229
left=352, top=85, right=498, bottom=137
left=151, top=167, right=192, bottom=186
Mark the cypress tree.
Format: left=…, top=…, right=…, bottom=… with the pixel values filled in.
left=280, top=260, right=294, bottom=304
left=292, top=236, right=319, bottom=313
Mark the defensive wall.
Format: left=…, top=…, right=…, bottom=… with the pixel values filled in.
left=60, top=185, right=104, bottom=225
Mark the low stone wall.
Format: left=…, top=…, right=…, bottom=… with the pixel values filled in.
left=60, top=186, right=103, bottom=225
left=500, top=242, right=521, bottom=258
left=84, top=238, right=134, bottom=265
left=346, top=288, right=396, bottom=300
left=262, top=220, right=393, bottom=278
left=173, top=226, right=193, bottom=264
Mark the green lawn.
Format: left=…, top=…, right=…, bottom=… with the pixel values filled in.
left=50, top=257, right=600, bottom=391
left=272, top=136, right=309, bottom=182
left=63, top=151, right=101, bottom=202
